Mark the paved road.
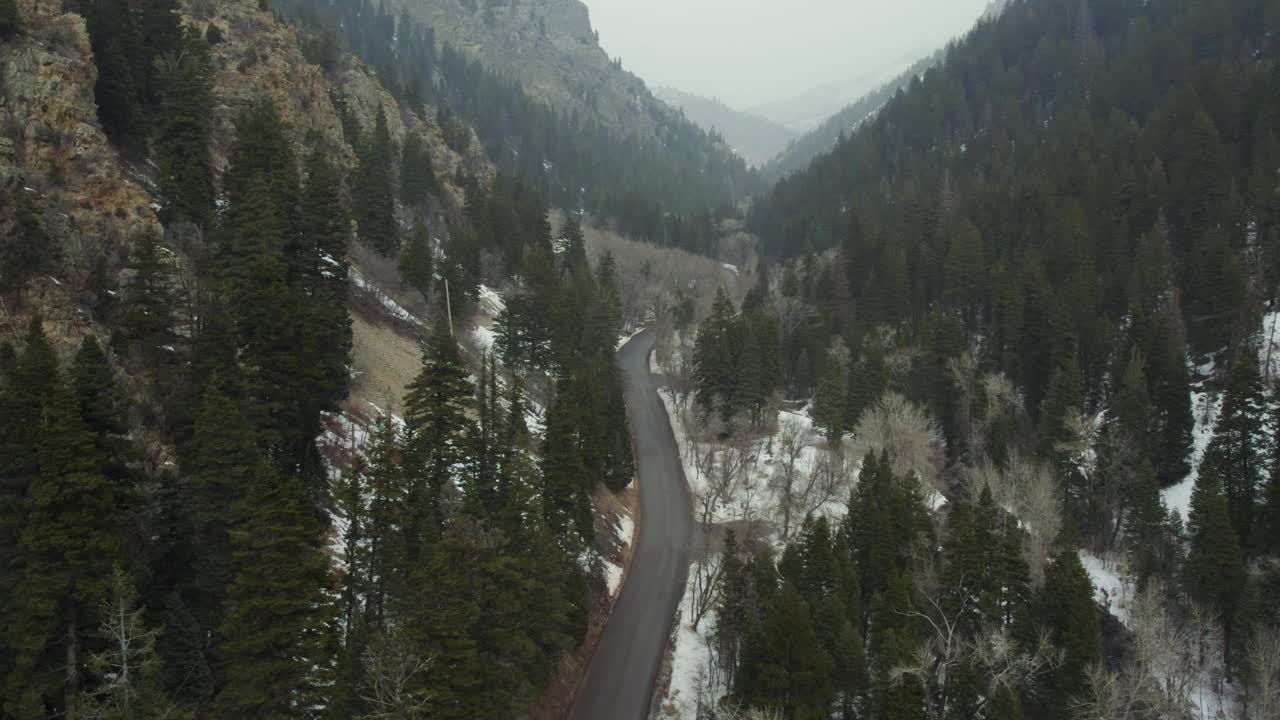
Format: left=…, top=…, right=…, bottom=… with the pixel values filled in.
left=570, top=329, right=694, bottom=720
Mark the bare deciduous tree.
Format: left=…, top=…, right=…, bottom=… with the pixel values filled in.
left=893, top=586, right=1060, bottom=720
left=771, top=415, right=814, bottom=540
left=851, top=392, right=945, bottom=499
left=361, top=631, right=434, bottom=719
left=967, top=452, right=1062, bottom=583
left=1247, top=625, right=1280, bottom=720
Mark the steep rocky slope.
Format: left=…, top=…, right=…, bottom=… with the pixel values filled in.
left=0, top=0, right=492, bottom=420
left=385, top=0, right=665, bottom=140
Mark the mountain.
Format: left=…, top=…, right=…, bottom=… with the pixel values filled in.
left=653, top=87, right=797, bottom=167
left=761, top=52, right=940, bottom=182
left=745, top=59, right=921, bottom=132
left=275, top=0, right=760, bottom=246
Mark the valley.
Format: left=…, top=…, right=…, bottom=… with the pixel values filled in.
left=2, top=0, right=1280, bottom=718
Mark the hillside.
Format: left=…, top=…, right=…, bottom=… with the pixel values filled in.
left=0, top=0, right=641, bottom=717
left=653, top=87, right=797, bottom=167
left=275, top=0, right=761, bottom=246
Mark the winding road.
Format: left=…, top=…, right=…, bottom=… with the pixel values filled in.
left=570, top=329, right=694, bottom=720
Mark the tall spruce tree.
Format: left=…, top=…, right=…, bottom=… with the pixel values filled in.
left=122, top=228, right=176, bottom=369
left=356, top=109, right=398, bottom=255
left=1184, top=465, right=1246, bottom=679
left=399, top=220, right=434, bottom=302
left=736, top=582, right=834, bottom=720
left=216, top=464, right=334, bottom=718
left=1201, top=352, right=1270, bottom=552
left=0, top=193, right=59, bottom=299
left=403, top=325, right=476, bottom=552
left=6, top=379, right=120, bottom=719
left=153, top=33, right=215, bottom=228
left=1036, top=540, right=1101, bottom=718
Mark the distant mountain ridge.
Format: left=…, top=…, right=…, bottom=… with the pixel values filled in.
left=745, top=57, right=923, bottom=132
left=761, top=52, right=940, bottom=182
left=653, top=87, right=797, bottom=167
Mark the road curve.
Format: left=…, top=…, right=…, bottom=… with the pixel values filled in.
left=570, top=328, right=694, bottom=720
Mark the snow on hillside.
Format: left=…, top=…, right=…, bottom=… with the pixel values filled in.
left=472, top=324, right=496, bottom=352
left=478, top=284, right=506, bottom=318
left=1162, top=385, right=1222, bottom=523
left=1080, top=551, right=1130, bottom=623
left=350, top=267, right=420, bottom=325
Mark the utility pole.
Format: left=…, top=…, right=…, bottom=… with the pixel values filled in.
left=444, top=278, right=454, bottom=337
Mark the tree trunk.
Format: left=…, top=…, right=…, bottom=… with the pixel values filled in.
left=65, top=609, right=78, bottom=720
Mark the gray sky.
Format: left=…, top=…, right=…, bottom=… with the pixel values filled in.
left=582, top=0, right=991, bottom=110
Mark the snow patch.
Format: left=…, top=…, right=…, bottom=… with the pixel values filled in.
left=472, top=325, right=496, bottom=352
left=350, top=268, right=420, bottom=325
left=1080, top=551, right=1130, bottom=624
left=617, top=326, right=646, bottom=351
left=665, top=563, right=717, bottom=719
left=478, top=285, right=505, bottom=319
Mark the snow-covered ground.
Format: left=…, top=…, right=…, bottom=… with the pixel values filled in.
left=1161, top=385, right=1222, bottom=523
left=602, top=510, right=636, bottom=597
left=1080, top=550, right=1131, bottom=624
left=663, top=565, right=718, bottom=719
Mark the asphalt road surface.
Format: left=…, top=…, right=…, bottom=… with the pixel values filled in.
left=569, top=328, right=694, bottom=720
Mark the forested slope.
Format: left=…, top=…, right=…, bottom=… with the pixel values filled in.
left=661, top=0, right=1280, bottom=717
left=274, top=0, right=760, bottom=251
left=0, top=0, right=636, bottom=717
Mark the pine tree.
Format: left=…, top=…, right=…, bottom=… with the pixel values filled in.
left=1201, top=352, right=1269, bottom=551
left=692, top=288, right=739, bottom=421
left=0, top=193, right=59, bottom=299
left=6, top=379, right=120, bottom=719
left=399, top=131, right=437, bottom=207
left=1038, top=353, right=1085, bottom=517
left=1036, top=541, right=1101, bottom=718
left=541, top=389, right=593, bottom=546
left=216, top=464, right=334, bottom=718
left=813, top=347, right=848, bottom=443
left=847, top=332, right=887, bottom=429
left=357, top=109, right=399, bottom=255
left=155, top=591, right=212, bottom=707
left=0, top=0, right=19, bottom=37
left=294, top=145, right=353, bottom=480
left=178, top=384, right=260, bottom=634
left=122, top=228, right=176, bottom=368
left=399, top=221, right=434, bottom=302
left=1123, top=460, right=1166, bottom=588
left=561, top=214, right=588, bottom=278
left=86, top=0, right=145, bottom=152
left=736, top=582, right=834, bottom=720
left=0, top=320, right=60, bottom=702
left=399, top=520, right=483, bottom=720
left=153, top=33, right=214, bottom=228
left=403, top=325, right=476, bottom=548
left=138, top=0, right=182, bottom=108
left=944, top=219, right=986, bottom=330
left=362, top=414, right=407, bottom=629
left=1184, top=465, right=1246, bottom=679
left=1147, top=307, right=1193, bottom=486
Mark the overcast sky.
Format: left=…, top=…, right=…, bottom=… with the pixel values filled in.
left=581, top=0, right=991, bottom=110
